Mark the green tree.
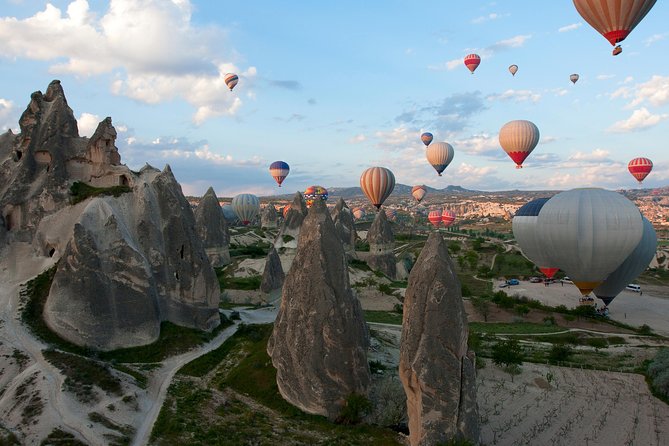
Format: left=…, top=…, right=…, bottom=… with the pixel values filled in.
left=471, top=297, right=491, bottom=322
left=491, top=339, right=523, bottom=381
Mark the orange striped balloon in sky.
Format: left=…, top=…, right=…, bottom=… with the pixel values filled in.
left=360, top=167, right=395, bottom=209
left=464, top=54, right=481, bottom=74
left=224, top=73, right=239, bottom=91
left=628, top=157, right=653, bottom=183
left=573, top=0, right=656, bottom=55
left=499, top=120, right=540, bottom=169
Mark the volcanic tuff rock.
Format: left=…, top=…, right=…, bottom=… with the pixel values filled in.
left=331, top=197, right=357, bottom=257
left=1, top=81, right=219, bottom=350
left=274, top=192, right=307, bottom=250
left=367, top=210, right=397, bottom=279
left=267, top=199, right=371, bottom=420
left=261, top=202, right=279, bottom=229
left=399, top=232, right=479, bottom=446
left=260, top=246, right=285, bottom=293
left=194, top=187, right=231, bottom=267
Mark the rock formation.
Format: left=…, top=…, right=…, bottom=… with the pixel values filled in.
left=194, top=187, right=231, bottom=267
left=331, top=197, right=357, bottom=257
left=260, top=246, right=285, bottom=293
left=367, top=210, right=397, bottom=279
left=261, top=202, right=279, bottom=229
left=274, top=192, right=307, bottom=250
left=267, top=199, right=371, bottom=420
left=399, top=232, right=479, bottom=445
left=0, top=81, right=220, bottom=350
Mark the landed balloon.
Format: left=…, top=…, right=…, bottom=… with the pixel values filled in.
left=224, top=73, right=239, bottom=91
left=509, top=64, right=518, bottom=76
left=570, top=73, right=579, bottom=84
left=499, top=120, right=540, bottom=169
left=303, top=185, right=328, bottom=208
left=352, top=207, right=366, bottom=220
left=594, top=217, right=657, bottom=306
left=512, top=197, right=559, bottom=278
left=573, top=0, right=656, bottom=55
left=441, top=209, right=456, bottom=227
left=464, top=54, right=481, bottom=74
left=628, top=157, right=653, bottom=184
left=421, top=132, right=433, bottom=147
left=535, top=188, right=643, bottom=296
left=231, top=194, right=260, bottom=225
left=269, top=161, right=290, bottom=187
left=428, top=210, right=442, bottom=228
left=426, top=142, right=455, bottom=176
left=360, top=166, right=396, bottom=209
left=411, top=185, right=427, bottom=203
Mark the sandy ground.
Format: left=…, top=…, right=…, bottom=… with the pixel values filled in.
left=498, top=280, right=669, bottom=336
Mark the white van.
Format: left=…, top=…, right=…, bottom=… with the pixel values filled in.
left=626, top=284, right=641, bottom=293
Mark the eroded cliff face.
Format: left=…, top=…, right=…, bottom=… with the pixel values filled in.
left=195, top=187, right=231, bottom=267
left=1, top=81, right=219, bottom=350
left=367, top=210, right=397, bottom=279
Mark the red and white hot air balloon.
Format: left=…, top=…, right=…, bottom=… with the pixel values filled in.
left=428, top=210, right=442, bottom=228
left=411, top=185, right=427, bottom=203
left=573, top=0, right=657, bottom=56
left=464, top=54, right=481, bottom=74
left=441, top=209, right=456, bottom=227
left=499, top=120, right=540, bottom=169
left=628, top=157, right=653, bottom=184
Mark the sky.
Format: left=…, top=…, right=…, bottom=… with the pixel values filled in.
left=0, top=0, right=668, bottom=197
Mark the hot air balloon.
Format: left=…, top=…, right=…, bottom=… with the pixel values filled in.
left=385, top=208, right=397, bottom=221
left=573, top=0, right=657, bottom=55
left=428, top=210, right=442, bottom=228
left=594, top=216, right=657, bottom=306
left=570, top=73, right=579, bottom=84
left=535, top=188, right=643, bottom=296
left=441, top=209, right=456, bottom=227
left=231, top=193, right=260, bottom=225
left=464, top=54, right=481, bottom=74
left=499, top=120, right=540, bottom=168
left=426, top=142, right=455, bottom=176
left=282, top=204, right=291, bottom=219
left=360, top=167, right=396, bottom=209
left=421, top=132, right=434, bottom=147
left=509, top=64, right=518, bottom=76
left=512, top=198, right=559, bottom=279
left=303, top=185, right=328, bottom=208
left=269, top=161, right=290, bottom=187
left=224, top=73, right=239, bottom=91
left=411, top=185, right=427, bottom=203
left=628, top=157, right=653, bottom=184
left=352, top=207, right=366, bottom=220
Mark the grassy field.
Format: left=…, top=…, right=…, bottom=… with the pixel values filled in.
left=469, top=322, right=564, bottom=335
left=490, top=252, right=537, bottom=278
left=363, top=310, right=403, bottom=325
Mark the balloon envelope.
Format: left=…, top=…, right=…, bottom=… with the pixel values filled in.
left=231, top=194, right=260, bottom=225
left=573, top=0, right=656, bottom=49
left=594, top=217, right=657, bottom=305
left=428, top=210, right=442, bottom=228
left=499, top=120, right=540, bottom=168
left=426, top=142, right=455, bottom=176
left=360, top=167, right=396, bottom=209
left=512, top=198, right=559, bottom=277
left=384, top=208, right=397, bottom=221
left=411, top=185, right=427, bottom=203
left=269, top=161, right=290, bottom=187
left=509, top=64, right=518, bottom=76
left=464, top=54, right=481, bottom=73
left=224, top=73, right=239, bottom=91
left=535, top=188, right=643, bottom=295
left=628, top=157, right=653, bottom=183
left=570, top=74, right=579, bottom=84
left=441, top=210, right=456, bottom=227
left=420, top=132, right=433, bottom=147
left=303, top=185, right=328, bottom=208
left=352, top=207, right=366, bottom=220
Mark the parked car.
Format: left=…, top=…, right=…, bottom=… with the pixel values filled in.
left=563, top=277, right=573, bottom=283
left=499, top=282, right=509, bottom=288
left=506, top=279, right=520, bottom=286
left=529, top=277, right=542, bottom=283
left=626, top=284, right=641, bottom=293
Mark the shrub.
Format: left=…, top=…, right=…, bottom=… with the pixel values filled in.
left=70, top=181, right=132, bottom=205
left=647, top=348, right=669, bottom=399
left=515, top=304, right=530, bottom=317
left=282, top=235, right=294, bottom=243
left=587, top=338, right=608, bottom=349
left=461, top=284, right=472, bottom=297
left=548, top=344, right=573, bottom=362
left=543, top=316, right=556, bottom=326
left=639, top=324, right=654, bottom=335
left=336, top=393, right=373, bottom=425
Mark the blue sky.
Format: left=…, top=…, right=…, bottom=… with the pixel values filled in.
left=1, top=0, right=668, bottom=197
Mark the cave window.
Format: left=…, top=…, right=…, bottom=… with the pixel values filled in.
left=5, top=213, right=13, bottom=231
left=48, top=247, right=55, bottom=257
left=14, top=150, right=22, bottom=161
left=175, top=271, right=179, bottom=280
left=180, top=245, right=185, bottom=259
left=120, top=175, right=129, bottom=186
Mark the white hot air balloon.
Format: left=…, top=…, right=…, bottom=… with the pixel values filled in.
left=535, top=188, right=643, bottom=295
left=231, top=193, right=260, bottom=225
left=512, top=197, right=559, bottom=278
left=426, top=142, right=455, bottom=176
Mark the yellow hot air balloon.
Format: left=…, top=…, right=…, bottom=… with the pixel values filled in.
left=426, top=142, right=455, bottom=176
left=499, top=120, right=540, bottom=168
left=360, top=167, right=396, bottom=209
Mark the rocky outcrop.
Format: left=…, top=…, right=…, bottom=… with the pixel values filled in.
left=274, top=192, right=307, bottom=250
left=260, top=246, right=285, bottom=293
left=331, top=198, right=357, bottom=258
left=267, top=199, right=371, bottom=420
left=367, top=210, right=396, bottom=279
left=399, top=232, right=479, bottom=445
left=194, top=187, right=230, bottom=267
left=1, top=81, right=219, bottom=350
left=261, top=203, right=279, bottom=229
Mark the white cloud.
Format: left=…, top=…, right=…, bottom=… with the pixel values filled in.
left=597, top=74, right=615, bottom=80
left=0, top=0, right=255, bottom=124
left=374, top=126, right=414, bottom=149
left=0, top=98, right=14, bottom=120
left=558, top=23, right=582, bottom=32
left=454, top=133, right=501, bottom=157
left=611, top=75, right=669, bottom=109
left=349, top=134, right=366, bottom=144
left=645, top=33, right=669, bottom=46
left=608, top=108, right=669, bottom=133
left=77, top=112, right=101, bottom=137
left=568, top=149, right=610, bottom=162
left=490, top=34, right=531, bottom=50
left=456, top=162, right=496, bottom=177
left=487, top=89, right=541, bottom=103
left=540, top=136, right=558, bottom=144
left=471, top=13, right=507, bottom=24
left=428, top=58, right=462, bottom=71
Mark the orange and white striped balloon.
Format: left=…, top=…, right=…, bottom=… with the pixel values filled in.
left=573, top=0, right=656, bottom=49
left=499, top=120, right=540, bottom=169
left=428, top=210, right=442, bottom=228
left=441, top=209, right=456, bottom=227
left=360, top=167, right=396, bottom=209
left=464, top=54, right=481, bottom=74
